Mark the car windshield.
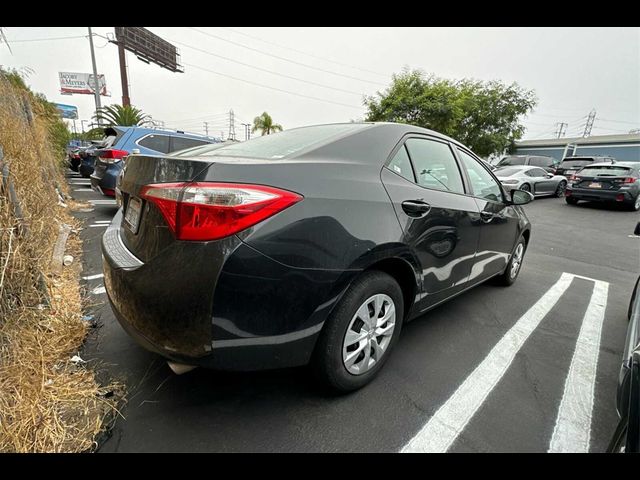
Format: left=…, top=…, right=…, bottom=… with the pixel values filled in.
left=200, top=123, right=371, bottom=159
left=578, top=166, right=634, bottom=177
left=495, top=167, right=523, bottom=177
left=498, top=156, right=527, bottom=166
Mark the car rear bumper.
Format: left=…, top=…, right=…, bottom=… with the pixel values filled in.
left=101, top=210, right=352, bottom=371
left=566, top=187, right=636, bottom=203
left=90, top=162, right=119, bottom=196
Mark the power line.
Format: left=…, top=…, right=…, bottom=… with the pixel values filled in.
left=5, top=34, right=87, bottom=43
left=597, top=117, right=640, bottom=125
left=220, top=27, right=389, bottom=79
left=183, top=62, right=363, bottom=111
left=169, top=37, right=366, bottom=97
left=187, top=27, right=387, bottom=87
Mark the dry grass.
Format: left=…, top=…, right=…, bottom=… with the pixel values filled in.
left=0, top=77, right=121, bottom=452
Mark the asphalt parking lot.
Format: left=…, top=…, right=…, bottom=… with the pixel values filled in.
left=66, top=170, right=639, bottom=453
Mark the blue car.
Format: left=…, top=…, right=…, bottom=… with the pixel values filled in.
left=89, top=126, right=221, bottom=196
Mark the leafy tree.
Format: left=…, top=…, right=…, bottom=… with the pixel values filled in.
left=93, top=104, right=150, bottom=127
left=252, top=112, right=283, bottom=136
left=364, top=69, right=537, bottom=157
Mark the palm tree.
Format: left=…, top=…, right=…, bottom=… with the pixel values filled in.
left=93, top=104, right=150, bottom=127
left=251, top=112, right=283, bottom=136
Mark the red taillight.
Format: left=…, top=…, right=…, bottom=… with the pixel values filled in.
left=616, top=177, right=637, bottom=184
left=569, top=174, right=581, bottom=182
left=140, top=182, right=303, bottom=241
left=616, top=193, right=625, bottom=202
left=99, top=149, right=128, bottom=164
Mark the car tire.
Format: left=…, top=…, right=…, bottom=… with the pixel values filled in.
left=311, top=270, right=404, bottom=393
left=520, top=183, right=531, bottom=193
left=627, top=195, right=640, bottom=212
left=494, top=237, right=527, bottom=287
left=555, top=181, right=567, bottom=197
left=566, top=197, right=579, bottom=205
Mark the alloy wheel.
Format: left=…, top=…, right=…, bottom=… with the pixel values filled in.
left=556, top=181, right=567, bottom=197
left=342, top=294, right=396, bottom=375
left=510, top=243, right=525, bottom=279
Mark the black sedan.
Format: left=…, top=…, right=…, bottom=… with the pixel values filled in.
left=565, top=162, right=640, bottom=211
left=102, top=122, right=533, bottom=392
left=608, top=221, right=640, bottom=452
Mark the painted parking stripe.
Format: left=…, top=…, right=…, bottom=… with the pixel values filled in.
left=93, top=220, right=111, bottom=223
left=548, top=279, right=609, bottom=453
left=89, top=224, right=109, bottom=228
left=91, top=285, right=106, bottom=295
left=401, top=272, right=574, bottom=453
left=82, top=273, right=104, bottom=280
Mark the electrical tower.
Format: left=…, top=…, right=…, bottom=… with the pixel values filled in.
left=228, top=109, right=236, bottom=141
left=204, top=122, right=209, bottom=136
left=582, top=109, right=596, bottom=137
left=555, top=122, right=568, bottom=139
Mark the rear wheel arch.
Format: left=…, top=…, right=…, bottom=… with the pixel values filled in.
left=361, top=257, right=419, bottom=322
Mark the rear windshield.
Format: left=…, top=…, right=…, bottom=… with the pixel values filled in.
left=561, top=159, right=593, bottom=168
left=498, top=156, right=527, bottom=166
left=494, top=167, right=523, bottom=177
left=201, top=124, right=371, bottom=159
left=578, top=166, right=635, bottom=177
left=170, top=143, right=227, bottom=157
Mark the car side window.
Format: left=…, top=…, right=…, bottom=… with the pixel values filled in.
left=170, top=136, right=210, bottom=153
left=457, top=148, right=503, bottom=202
left=138, top=134, right=172, bottom=154
left=526, top=168, right=547, bottom=178
left=404, top=138, right=465, bottom=194
left=386, top=145, right=415, bottom=182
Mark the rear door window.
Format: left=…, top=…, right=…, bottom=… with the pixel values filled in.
left=404, top=138, right=465, bottom=194
left=138, top=134, right=172, bottom=153
left=169, top=136, right=211, bottom=153
left=386, top=145, right=415, bottom=182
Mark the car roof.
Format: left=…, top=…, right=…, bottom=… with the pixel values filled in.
left=112, top=125, right=219, bottom=142
left=495, top=165, right=536, bottom=172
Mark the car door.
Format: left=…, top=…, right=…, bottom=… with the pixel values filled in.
left=455, top=147, right=521, bottom=284
left=381, top=136, right=481, bottom=311
left=527, top=167, right=555, bottom=194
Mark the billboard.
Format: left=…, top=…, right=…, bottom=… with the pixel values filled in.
left=59, top=72, right=107, bottom=96
left=114, top=27, right=183, bottom=73
left=54, top=103, right=78, bottom=119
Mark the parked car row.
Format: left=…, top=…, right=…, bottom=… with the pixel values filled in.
left=565, top=162, right=640, bottom=211
left=84, top=126, right=221, bottom=197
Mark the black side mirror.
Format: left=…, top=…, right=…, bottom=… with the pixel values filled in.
left=511, top=189, right=535, bottom=205
left=635, top=222, right=640, bottom=236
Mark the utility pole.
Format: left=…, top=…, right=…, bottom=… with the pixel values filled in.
left=583, top=109, right=596, bottom=137
left=555, top=122, right=568, bottom=139
left=204, top=122, right=209, bottom=136
left=228, top=109, right=236, bottom=141
left=117, top=38, right=131, bottom=107
left=240, top=123, right=250, bottom=141
left=87, top=27, right=102, bottom=125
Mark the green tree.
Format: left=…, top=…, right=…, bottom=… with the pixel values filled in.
left=93, top=104, right=150, bottom=127
left=251, top=112, right=283, bottom=136
left=364, top=69, right=537, bottom=157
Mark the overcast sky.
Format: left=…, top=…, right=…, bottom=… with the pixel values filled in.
left=1, top=27, right=638, bottom=140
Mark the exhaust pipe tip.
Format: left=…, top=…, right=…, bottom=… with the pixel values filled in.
left=167, top=361, right=197, bottom=375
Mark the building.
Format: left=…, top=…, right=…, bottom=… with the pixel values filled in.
left=514, top=133, right=640, bottom=162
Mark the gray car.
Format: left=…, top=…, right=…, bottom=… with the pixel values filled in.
left=494, top=165, right=567, bottom=197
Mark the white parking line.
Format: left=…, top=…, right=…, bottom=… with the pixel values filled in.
left=93, top=220, right=111, bottom=223
left=89, top=224, right=109, bottom=228
left=91, top=285, right=106, bottom=295
left=548, top=279, right=609, bottom=453
left=88, top=200, right=116, bottom=205
left=82, top=273, right=104, bottom=280
left=401, top=272, right=574, bottom=453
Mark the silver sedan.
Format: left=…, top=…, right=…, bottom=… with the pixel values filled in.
left=494, top=165, right=567, bottom=197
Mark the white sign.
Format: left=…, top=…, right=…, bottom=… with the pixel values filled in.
left=59, top=72, right=107, bottom=96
